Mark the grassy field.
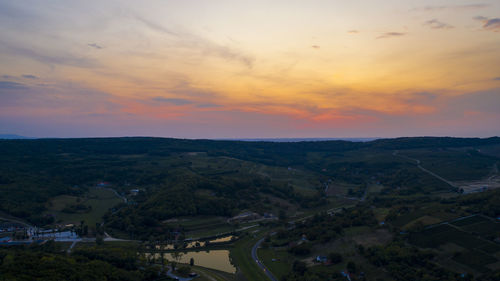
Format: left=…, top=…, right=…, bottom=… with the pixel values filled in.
left=390, top=204, right=459, bottom=228
left=189, top=154, right=322, bottom=192
left=192, top=265, right=236, bottom=281
left=409, top=215, right=500, bottom=274
left=451, top=215, right=490, bottom=227
left=46, top=187, right=123, bottom=226
left=399, top=148, right=496, bottom=181
left=461, top=221, right=500, bottom=237
left=402, top=215, right=442, bottom=230
left=230, top=232, right=270, bottom=281
left=257, top=248, right=292, bottom=280
left=164, top=216, right=249, bottom=239
left=373, top=208, right=389, bottom=222
left=409, top=224, right=499, bottom=251
left=305, top=234, right=392, bottom=280
left=325, top=181, right=360, bottom=197
left=453, top=249, right=497, bottom=273
left=254, top=225, right=393, bottom=280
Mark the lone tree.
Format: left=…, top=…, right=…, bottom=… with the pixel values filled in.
left=293, top=260, right=307, bottom=275
left=171, top=261, right=177, bottom=271
left=328, top=252, right=342, bottom=264
left=347, top=261, right=357, bottom=273
left=190, top=257, right=194, bottom=266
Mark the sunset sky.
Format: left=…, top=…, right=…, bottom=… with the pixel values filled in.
left=0, top=0, right=499, bottom=138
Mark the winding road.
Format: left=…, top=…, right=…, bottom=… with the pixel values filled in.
left=392, top=150, right=457, bottom=188
left=251, top=238, right=278, bottom=281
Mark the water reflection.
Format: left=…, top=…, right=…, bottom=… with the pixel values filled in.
left=144, top=250, right=235, bottom=273
left=153, top=235, right=236, bottom=250
left=208, top=235, right=234, bottom=243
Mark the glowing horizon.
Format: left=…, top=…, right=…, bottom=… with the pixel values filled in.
left=1, top=0, right=499, bottom=138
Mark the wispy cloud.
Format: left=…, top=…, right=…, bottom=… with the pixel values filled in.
left=134, top=16, right=179, bottom=37
left=152, top=97, right=194, bottom=105
left=0, top=81, right=121, bottom=117
left=22, top=74, right=38, bottom=79
left=0, top=41, right=96, bottom=68
left=347, top=30, right=359, bottom=34
left=311, top=45, right=320, bottom=49
left=494, top=77, right=500, bottom=81
left=0, top=81, right=27, bottom=90
left=474, top=17, right=500, bottom=32
left=376, top=32, right=406, bottom=39
left=196, top=103, right=221, bottom=108
left=413, top=4, right=490, bottom=12
left=424, top=19, right=454, bottom=29
left=88, top=43, right=103, bottom=49
left=133, top=15, right=254, bottom=68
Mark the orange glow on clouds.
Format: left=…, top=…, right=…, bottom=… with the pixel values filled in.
left=0, top=0, right=499, bottom=137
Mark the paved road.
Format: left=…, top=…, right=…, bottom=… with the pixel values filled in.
left=393, top=150, right=457, bottom=188
left=166, top=267, right=194, bottom=281
left=67, top=240, right=79, bottom=253
left=251, top=238, right=278, bottom=281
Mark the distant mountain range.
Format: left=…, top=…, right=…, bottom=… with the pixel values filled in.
left=218, top=138, right=378, bottom=142
left=0, top=134, right=32, bottom=139
left=0, top=136, right=378, bottom=142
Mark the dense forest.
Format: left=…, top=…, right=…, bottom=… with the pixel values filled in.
left=0, top=242, right=158, bottom=281
left=1, top=137, right=500, bottom=280
left=0, top=137, right=498, bottom=234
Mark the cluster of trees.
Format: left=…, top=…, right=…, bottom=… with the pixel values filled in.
left=457, top=189, right=500, bottom=218
left=62, top=203, right=92, bottom=214
left=364, top=241, right=473, bottom=281
left=282, top=260, right=356, bottom=281
left=104, top=172, right=328, bottom=238
left=0, top=243, right=159, bottom=281
left=280, top=206, right=377, bottom=247
left=72, top=246, right=138, bottom=270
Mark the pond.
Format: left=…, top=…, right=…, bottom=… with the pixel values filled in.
left=145, top=250, right=236, bottom=273
left=153, top=235, right=237, bottom=250
left=208, top=235, right=235, bottom=243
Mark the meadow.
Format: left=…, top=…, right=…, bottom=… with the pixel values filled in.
left=409, top=215, right=500, bottom=274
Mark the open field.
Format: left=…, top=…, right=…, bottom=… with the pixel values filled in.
left=409, top=215, right=500, bottom=274
left=230, top=232, right=270, bottom=281
left=191, top=265, right=236, bottom=281
left=453, top=249, right=497, bottom=273
left=257, top=248, right=292, bottom=280
left=325, top=181, right=360, bottom=197
left=398, top=148, right=497, bottom=181
left=305, top=234, right=392, bottom=280
left=451, top=215, right=490, bottom=226
left=390, top=204, right=459, bottom=228
left=45, top=187, right=123, bottom=226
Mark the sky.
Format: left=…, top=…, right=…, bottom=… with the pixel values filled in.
left=0, top=0, right=499, bottom=138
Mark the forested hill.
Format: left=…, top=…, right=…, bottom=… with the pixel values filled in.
left=0, top=136, right=499, bottom=230
left=1, top=136, right=499, bottom=159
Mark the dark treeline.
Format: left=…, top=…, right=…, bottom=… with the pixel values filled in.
left=0, top=242, right=158, bottom=281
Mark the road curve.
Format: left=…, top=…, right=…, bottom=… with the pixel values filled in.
left=392, top=150, right=457, bottom=188
left=251, top=238, right=278, bottom=281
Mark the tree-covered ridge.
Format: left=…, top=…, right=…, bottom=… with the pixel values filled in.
left=0, top=136, right=498, bottom=230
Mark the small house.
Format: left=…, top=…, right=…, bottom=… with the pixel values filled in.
left=316, top=256, right=327, bottom=263
left=97, top=182, right=110, bottom=187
